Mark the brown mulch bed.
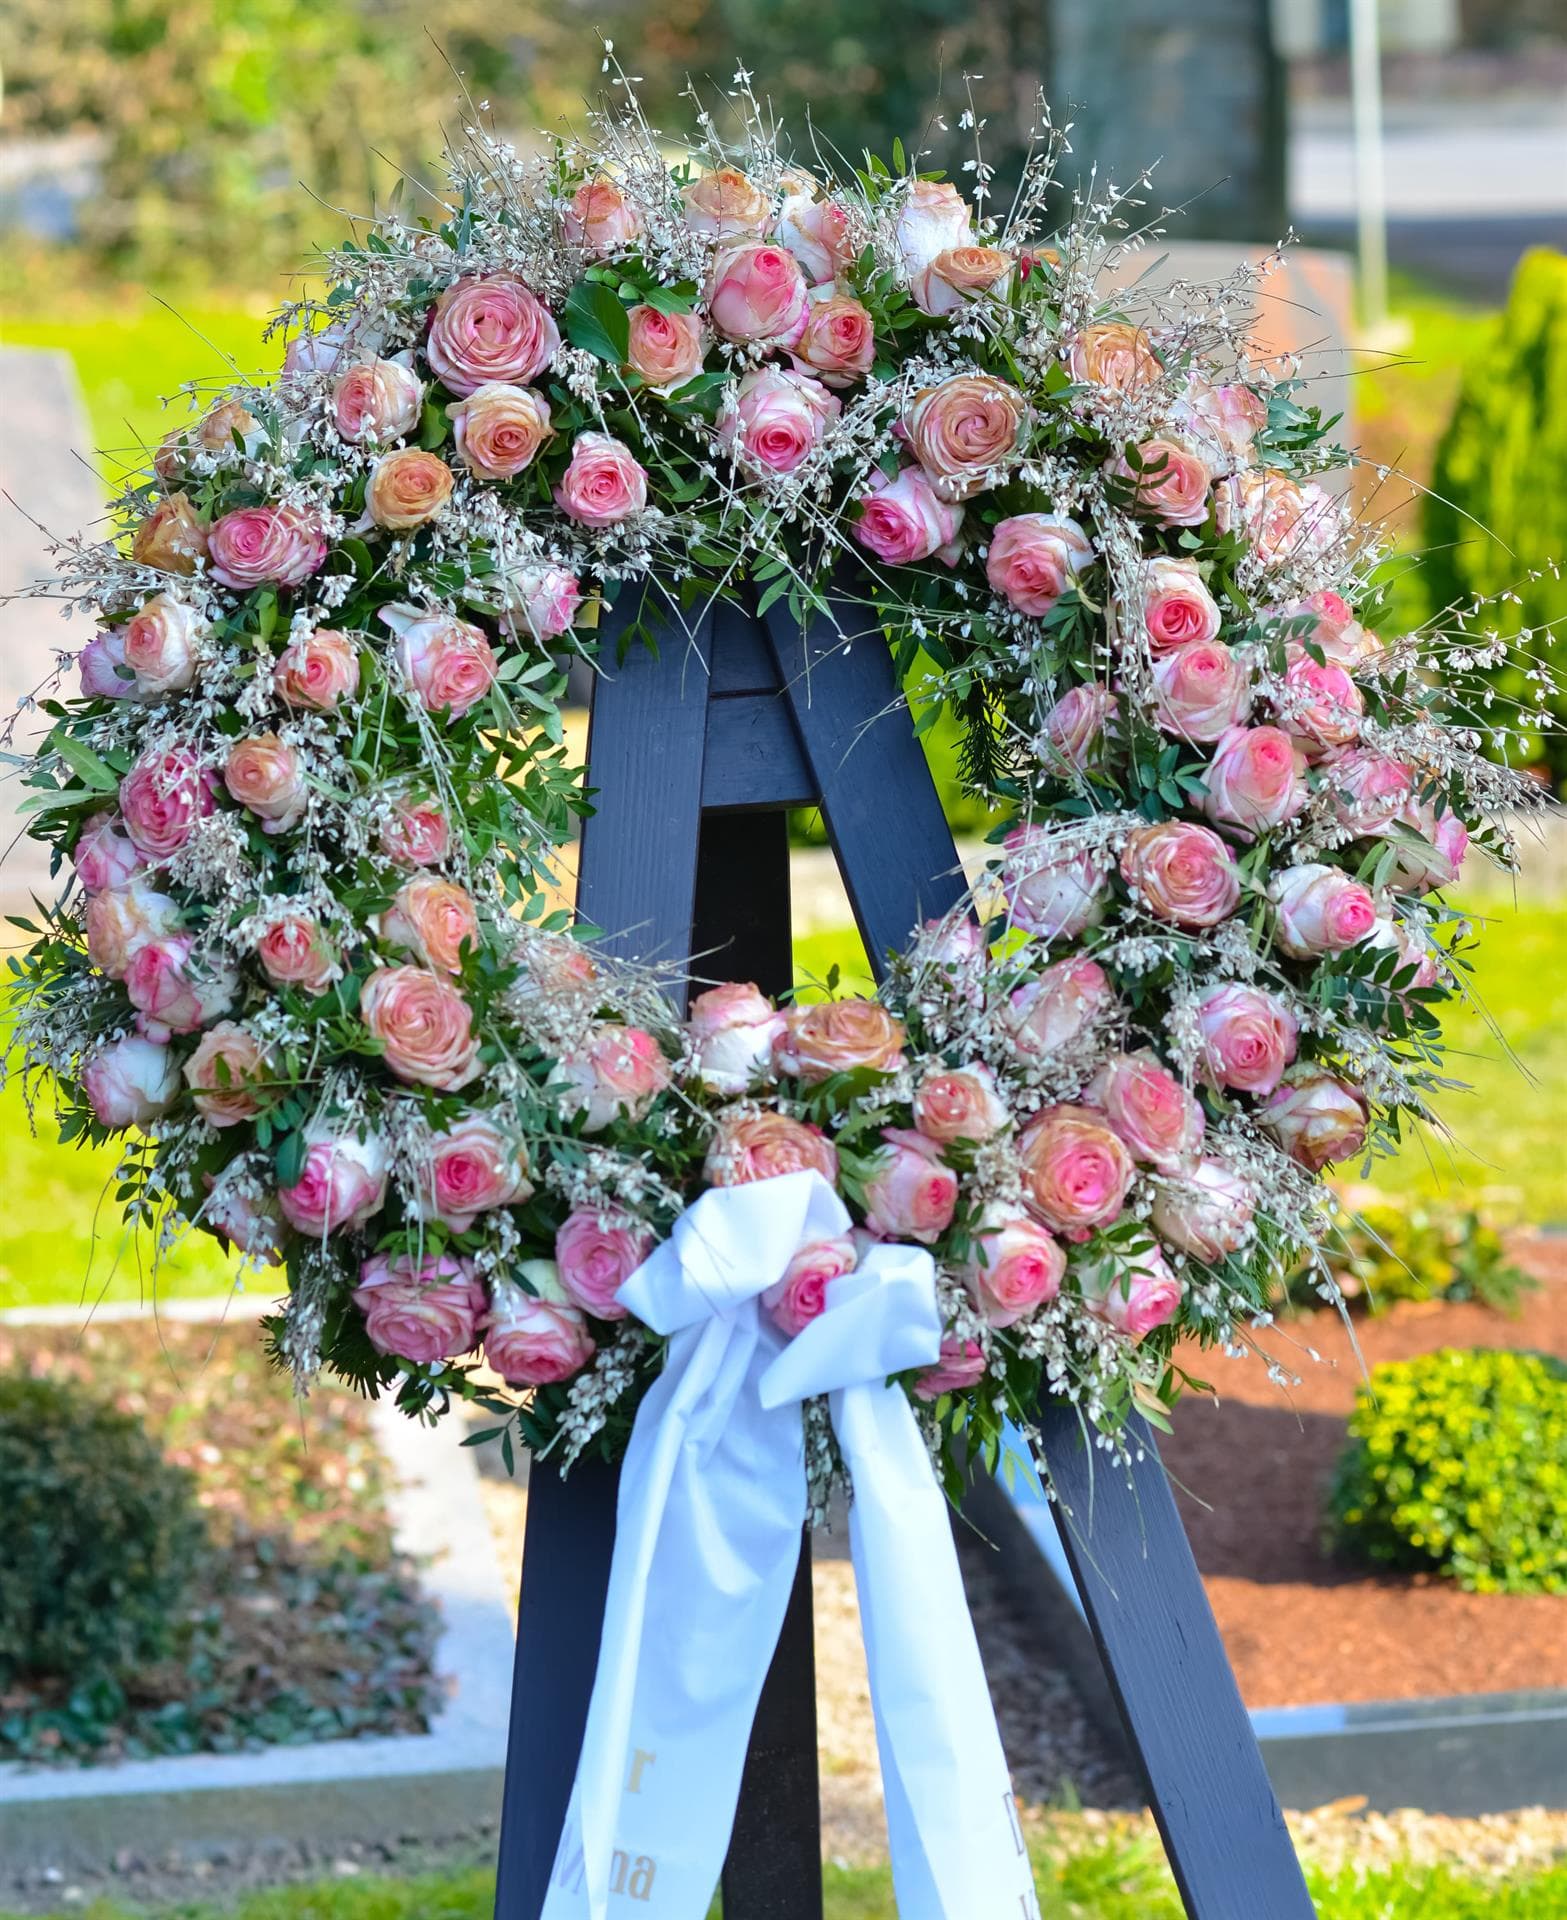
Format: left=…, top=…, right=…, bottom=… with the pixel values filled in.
left=1160, top=1237, right=1567, bottom=1711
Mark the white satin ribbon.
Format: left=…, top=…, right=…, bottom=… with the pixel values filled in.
left=541, top=1170, right=1038, bottom=1920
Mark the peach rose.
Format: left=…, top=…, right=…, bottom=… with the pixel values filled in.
left=761, top=1234, right=856, bottom=1338
left=986, top=514, right=1094, bottom=616
left=208, top=504, right=325, bottom=589
left=564, top=178, right=643, bottom=254
left=225, top=733, right=307, bottom=833
left=421, top=1115, right=533, bottom=1232
left=256, top=911, right=338, bottom=994
left=705, top=1110, right=839, bottom=1187
left=791, top=296, right=876, bottom=387
left=1118, top=438, right=1212, bottom=528
left=1150, top=1158, right=1256, bottom=1262
left=378, top=874, right=479, bottom=974
left=1119, top=821, right=1242, bottom=930
left=904, top=376, right=1027, bottom=501
left=425, top=275, right=560, bottom=396
left=1141, top=556, right=1222, bottom=652
left=381, top=604, right=498, bottom=718
left=719, top=367, right=840, bottom=475
left=1271, top=864, right=1377, bottom=959
left=380, top=797, right=450, bottom=868
left=274, top=627, right=360, bottom=711
left=1017, top=1105, right=1134, bottom=1239
left=154, top=398, right=260, bottom=478
left=1085, top=1050, right=1205, bottom=1174
left=853, top=466, right=964, bottom=567
left=124, top=936, right=236, bottom=1041
left=1000, top=827, right=1106, bottom=939
left=84, top=878, right=180, bottom=979
left=123, top=594, right=205, bottom=696
left=774, top=998, right=905, bottom=1082
left=1201, top=725, right=1308, bottom=839
left=82, top=1034, right=179, bottom=1130
left=555, top=432, right=648, bottom=527
left=556, top=1023, right=670, bottom=1132
left=78, top=630, right=134, bottom=701
left=895, top=179, right=973, bottom=277
left=705, top=242, right=810, bottom=347
left=687, top=981, right=786, bottom=1095
left=1040, top=683, right=1114, bottom=771
left=912, top=1333, right=987, bottom=1402
left=1325, top=749, right=1415, bottom=838
left=1152, top=641, right=1253, bottom=743
left=912, top=245, right=1015, bottom=317
left=362, top=965, right=481, bottom=1091
left=184, top=1020, right=268, bottom=1127
left=625, top=306, right=706, bottom=390
left=913, top=1062, right=1010, bottom=1145
left=1278, top=648, right=1363, bottom=757
left=483, top=1270, right=596, bottom=1385
left=684, top=167, right=771, bottom=237
left=963, top=1211, right=1065, bottom=1327
left=119, top=744, right=216, bottom=861
left=1069, top=322, right=1162, bottom=392
left=1081, top=1246, right=1182, bottom=1341
left=333, top=355, right=423, bottom=443
left=1006, top=955, right=1114, bottom=1058
left=1195, top=983, right=1299, bottom=1095
left=367, top=447, right=454, bottom=531
left=501, top=564, right=583, bottom=643
left=132, top=494, right=208, bottom=574
left=73, top=811, right=143, bottom=895
left=863, top=1127, right=959, bottom=1243
left=448, top=382, right=553, bottom=480
left=556, top=1209, right=655, bottom=1320
left=354, top=1253, right=486, bottom=1364
left=1262, top=1066, right=1369, bottom=1170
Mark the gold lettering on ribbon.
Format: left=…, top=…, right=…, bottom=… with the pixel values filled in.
left=626, top=1748, right=656, bottom=1794
left=628, top=1856, right=657, bottom=1900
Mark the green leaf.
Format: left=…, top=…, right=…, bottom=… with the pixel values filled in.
left=562, top=279, right=631, bottom=364
left=419, top=398, right=450, bottom=450
left=53, top=735, right=119, bottom=793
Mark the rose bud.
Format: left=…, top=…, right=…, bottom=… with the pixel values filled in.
left=986, top=514, right=1094, bottom=616
left=1150, top=1159, right=1256, bottom=1262
left=774, top=189, right=854, bottom=285
left=1363, top=915, right=1440, bottom=991
left=184, top=1020, right=268, bottom=1127
left=118, top=743, right=215, bottom=861
left=554, top=431, right=649, bottom=526
left=1271, top=864, right=1378, bottom=959
left=82, top=1034, right=180, bottom=1130
left=1326, top=749, right=1415, bottom=838
left=1391, top=798, right=1469, bottom=893
left=131, top=493, right=208, bottom=574
left=894, top=179, right=973, bottom=277
left=791, top=295, right=876, bottom=387
left=555, top=1209, right=656, bottom=1321
left=207, top=503, right=325, bottom=589
left=1039, top=683, right=1114, bottom=772
left=203, top=1175, right=286, bottom=1264
left=482, top=1270, right=596, bottom=1385
left=381, top=604, right=498, bottom=719
left=425, top=274, right=560, bottom=396
left=920, top=916, right=987, bottom=968
left=72, top=810, right=144, bottom=895
left=332, top=355, right=424, bottom=443
left=366, top=447, right=454, bottom=531
left=1017, top=1105, right=1134, bottom=1240
left=683, top=166, right=771, bottom=237
left=852, top=465, right=964, bottom=567
left=1069, top=322, right=1162, bottom=392
left=448, top=382, right=553, bottom=480
left=122, top=594, right=205, bottom=697
left=1006, top=955, right=1114, bottom=1058
left=774, top=999, right=905, bottom=1082
left=1262, top=1066, right=1370, bottom=1171
left=1195, top=983, right=1299, bottom=1095
left=274, top=626, right=360, bottom=711
left=362, top=965, right=481, bottom=1091
left=225, top=733, right=307, bottom=834
left=686, top=982, right=787, bottom=1095
left=256, top=911, right=338, bottom=994
left=761, top=1235, right=856, bottom=1338
left=564, top=178, right=643, bottom=254
left=963, top=1211, right=1065, bottom=1327
left=78, top=629, right=135, bottom=701
left=84, top=878, right=179, bottom=978
left=154, top=397, right=260, bottom=478
left=283, top=319, right=354, bottom=377
left=377, top=873, right=480, bottom=974
left=913, top=1062, right=1011, bottom=1145
left=1141, top=556, right=1222, bottom=652
left=1119, top=821, right=1241, bottom=930
left=912, top=245, right=1015, bottom=317
left=912, top=1333, right=988, bottom=1402
left=1153, top=641, right=1253, bottom=743
left=1200, top=725, right=1308, bottom=839
left=556, top=1023, right=671, bottom=1131
left=705, top=1110, right=839, bottom=1187
left=124, top=936, right=236, bottom=1041
left=1000, top=827, right=1106, bottom=940
left=380, top=796, right=450, bottom=868
left=354, top=1253, right=486, bottom=1364
left=705, top=241, right=810, bottom=348
left=421, top=1115, right=533, bottom=1233
left=863, top=1128, right=959, bottom=1244
left=277, top=1124, right=389, bottom=1235
left=718, top=367, right=840, bottom=477
left=1084, top=1051, right=1205, bottom=1174
left=904, top=375, right=1027, bottom=502
left=501, top=564, right=583, bottom=643
left=625, top=306, right=706, bottom=390
left=1080, top=1246, right=1182, bottom=1342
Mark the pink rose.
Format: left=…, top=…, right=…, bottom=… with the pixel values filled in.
left=1118, top=438, right=1212, bottom=528
left=78, top=629, right=135, bottom=701
left=760, top=1234, right=856, bottom=1338
left=119, top=744, right=215, bottom=861
left=564, top=179, right=643, bottom=254
left=687, top=981, right=786, bottom=1095
left=1141, top=557, right=1222, bottom=652
left=283, top=321, right=354, bottom=376
left=775, top=997, right=906, bottom=1082
left=913, top=1333, right=987, bottom=1402
left=912, top=245, right=1015, bottom=317
left=84, top=878, right=179, bottom=978
left=122, top=594, right=204, bottom=696
left=381, top=604, right=498, bottom=719
left=1085, top=1051, right=1205, bottom=1174
left=380, top=797, right=450, bottom=868
left=791, top=297, right=876, bottom=387
left=1325, top=749, right=1415, bottom=838
left=421, top=1115, right=533, bottom=1232
left=353, top=1253, right=486, bottom=1364
left=1151, top=1159, right=1256, bottom=1262
left=986, top=514, right=1094, bottom=616
left=895, top=179, right=973, bottom=277
left=1000, top=827, right=1106, bottom=940
left=963, top=1212, right=1065, bottom=1327
left=555, top=1209, right=655, bottom=1321
left=207, top=504, right=326, bottom=591
left=1262, top=1067, right=1370, bottom=1171
left=774, top=191, right=854, bottom=285
left=719, top=368, right=840, bottom=476
left=277, top=1125, right=389, bottom=1235
left=501, top=564, right=583, bottom=643
left=904, top=376, right=1027, bottom=502
left=377, top=873, right=479, bottom=974
left=274, top=626, right=360, bottom=711
left=184, top=1020, right=267, bottom=1127
left=1392, top=798, right=1469, bottom=893
left=1040, top=683, right=1114, bottom=771
left=913, top=1062, right=1010, bottom=1145
left=1006, top=955, right=1114, bottom=1058
left=81, top=1034, right=179, bottom=1130
left=683, top=167, right=771, bottom=238
left=1018, top=1105, right=1134, bottom=1239
left=705, top=1110, right=839, bottom=1188
left=1195, top=984, right=1299, bottom=1095
left=863, top=1127, right=959, bottom=1244
left=73, top=811, right=143, bottom=895
left=625, top=306, right=706, bottom=390
left=483, top=1270, right=595, bottom=1385
left=1082, top=1247, right=1182, bottom=1341
left=921, top=916, right=987, bottom=969
left=448, top=382, right=553, bottom=480
left=124, top=935, right=236, bottom=1041
left=1278, top=647, right=1363, bottom=757
left=225, top=733, right=307, bottom=833
left=426, top=275, right=560, bottom=397
left=1271, top=864, right=1377, bottom=959
left=1119, top=821, right=1241, bottom=930
left=333, top=355, right=423, bottom=443
left=1069, top=323, right=1162, bottom=392
left=256, top=912, right=337, bottom=994
left=557, top=1023, right=670, bottom=1131
left=1201, top=725, right=1308, bottom=839
left=1178, top=378, right=1267, bottom=462
left=1220, top=470, right=1341, bottom=563
left=853, top=466, right=964, bottom=567
left=1152, top=642, right=1253, bottom=743
left=1271, top=590, right=1381, bottom=670
left=1365, top=915, right=1440, bottom=991
left=706, top=242, right=810, bottom=348
left=203, top=1176, right=285, bottom=1263
left=362, top=965, right=480, bottom=1091
left=555, top=432, right=648, bottom=527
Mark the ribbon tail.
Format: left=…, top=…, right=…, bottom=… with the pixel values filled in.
left=833, top=1383, right=1040, bottom=1920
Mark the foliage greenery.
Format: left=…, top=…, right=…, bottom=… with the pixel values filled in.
left=1331, top=1347, right=1567, bottom=1594
left=1280, top=1190, right=1533, bottom=1315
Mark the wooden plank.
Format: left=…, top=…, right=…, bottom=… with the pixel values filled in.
left=1041, top=1405, right=1317, bottom=1920
left=700, top=693, right=816, bottom=813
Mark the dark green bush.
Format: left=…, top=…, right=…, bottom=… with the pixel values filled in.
left=1330, top=1348, right=1567, bottom=1594
left=0, top=1373, right=208, bottom=1685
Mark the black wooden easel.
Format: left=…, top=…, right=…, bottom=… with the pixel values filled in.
left=491, top=585, right=1315, bottom=1919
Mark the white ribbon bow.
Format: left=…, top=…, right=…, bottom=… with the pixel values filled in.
left=541, top=1170, right=1039, bottom=1919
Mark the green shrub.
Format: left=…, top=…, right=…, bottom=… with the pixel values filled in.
left=1421, top=248, right=1567, bottom=788
left=1330, top=1348, right=1567, bottom=1594
left=1280, top=1192, right=1534, bottom=1315
left=0, top=1374, right=208, bottom=1685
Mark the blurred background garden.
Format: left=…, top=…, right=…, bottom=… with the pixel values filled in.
left=1, top=3, right=1565, bottom=1916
